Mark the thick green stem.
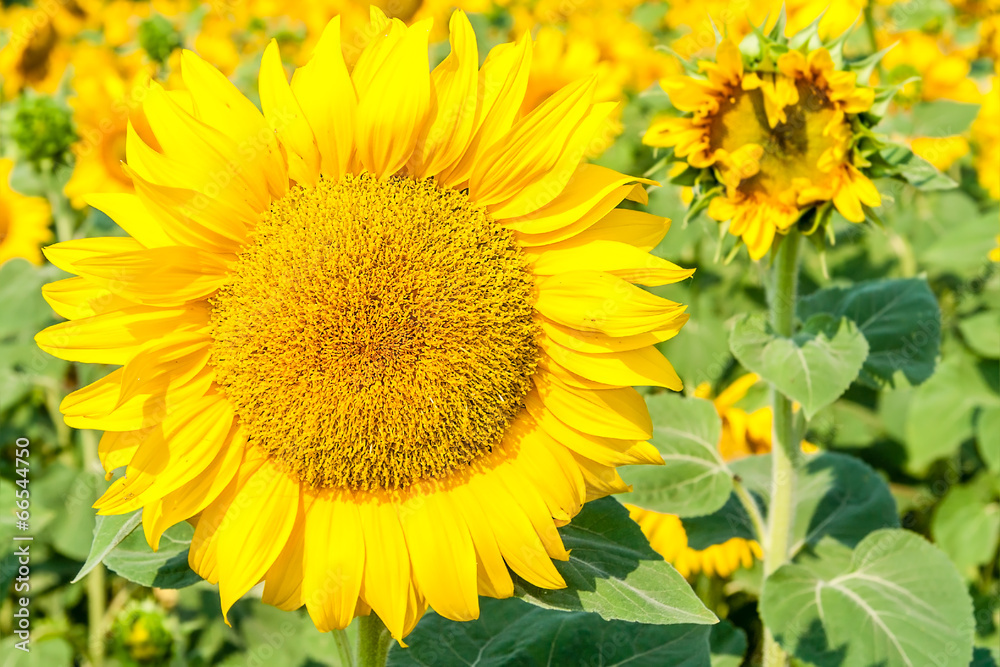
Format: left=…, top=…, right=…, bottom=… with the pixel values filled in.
left=357, top=614, right=392, bottom=667
left=761, top=231, right=801, bottom=667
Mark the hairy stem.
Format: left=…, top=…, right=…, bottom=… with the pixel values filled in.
left=761, top=231, right=801, bottom=667
left=357, top=614, right=392, bottom=667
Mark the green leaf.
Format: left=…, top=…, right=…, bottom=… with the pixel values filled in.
left=761, top=529, right=975, bottom=667
left=798, top=278, right=941, bottom=388
left=727, top=453, right=898, bottom=554
left=729, top=315, right=869, bottom=418
left=389, top=597, right=713, bottom=667
left=977, top=405, right=1000, bottom=472
left=919, top=211, right=999, bottom=273
left=909, top=100, right=981, bottom=138
left=879, top=143, right=957, bottom=191
left=72, top=511, right=143, bottom=584
left=513, top=497, right=717, bottom=626
left=103, top=521, right=201, bottom=588
left=931, top=475, right=1000, bottom=576
left=619, top=393, right=732, bottom=518
left=960, top=311, right=1000, bottom=359
left=709, top=620, right=747, bottom=667
left=682, top=494, right=757, bottom=550
left=0, top=636, right=73, bottom=667
left=903, top=354, right=1000, bottom=473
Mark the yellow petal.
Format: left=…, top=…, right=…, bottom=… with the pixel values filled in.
left=533, top=375, right=653, bottom=440
left=534, top=270, right=687, bottom=337
left=408, top=11, right=479, bottom=178
left=302, top=493, right=366, bottom=631
left=469, top=76, right=595, bottom=207
left=543, top=342, right=682, bottom=390
left=217, top=463, right=300, bottom=619
left=399, top=492, right=479, bottom=622
left=289, top=16, right=356, bottom=180
left=436, top=34, right=532, bottom=188
left=69, top=245, right=231, bottom=306
left=259, top=40, right=320, bottom=186
left=359, top=501, right=411, bottom=640
left=353, top=19, right=432, bottom=177
left=536, top=314, right=685, bottom=354
left=530, top=239, right=693, bottom=287
left=42, top=277, right=136, bottom=321
left=85, top=193, right=174, bottom=249
left=36, top=302, right=210, bottom=365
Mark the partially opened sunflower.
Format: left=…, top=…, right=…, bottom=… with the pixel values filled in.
left=35, top=9, right=693, bottom=641
left=645, top=29, right=884, bottom=259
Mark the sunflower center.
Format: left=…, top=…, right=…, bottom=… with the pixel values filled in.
left=710, top=80, right=848, bottom=199
left=210, top=174, right=539, bottom=492
left=0, top=201, right=9, bottom=244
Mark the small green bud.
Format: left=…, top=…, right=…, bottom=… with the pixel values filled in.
left=111, top=600, right=175, bottom=667
left=10, top=94, right=76, bottom=168
left=139, top=15, right=182, bottom=65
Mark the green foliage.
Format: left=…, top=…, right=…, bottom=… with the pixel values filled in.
left=619, top=393, right=733, bottom=518
left=73, top=511, right=143, bottom=583
left=729, top=314, right=870, bottom=418
left=798, top=278, right=941, bottom=388
left=903, top=352, right=1000, bottom=472
left=103, top=522, right=202, bottom=589
left=931, top=474, right=1000, bottom=577
left=761, top=530, right=975, bottom=667
left=388, top=598, right=713, bottom=667
left=513, top=498, right=718, bottom=625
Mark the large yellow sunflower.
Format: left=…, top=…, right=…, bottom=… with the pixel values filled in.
left=645, top=41, right=882, bottom=259
left=35, top=9, right=693, bottom=641
left=0, top=158, right=52, bottom=266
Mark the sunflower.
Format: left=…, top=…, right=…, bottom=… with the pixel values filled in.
left=0, top=158, right=52, bottom=266
left=645, top=39, right=882, bottom=259
left=0, top=5, right=70, bottom=98
left=627, top=374, right=814, bottom=578
left=35, top=9, right=693, bottom=641
left=64, top=47, right=151, bottom=209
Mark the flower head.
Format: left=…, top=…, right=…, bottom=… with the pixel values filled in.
left=36, top=9, right=692, bottom=641
left=0, top=158, right=52, bottom=266
left=645, top=23, right=887, bottom=259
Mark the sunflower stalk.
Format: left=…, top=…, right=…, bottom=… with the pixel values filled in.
left=357, top=614, right=392, bottom=667
left=761, top=230, right=801, bottom=667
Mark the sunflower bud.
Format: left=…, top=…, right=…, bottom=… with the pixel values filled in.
left=111, top=600, right=174, bottom=667
left=138, top=15, right=182, bottom=65
left=10, top=94, right=76, bottom=169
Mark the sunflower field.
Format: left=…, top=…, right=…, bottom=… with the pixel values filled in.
left=0, top=0, right=998, bottom=665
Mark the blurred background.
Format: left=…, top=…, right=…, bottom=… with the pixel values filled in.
left=0, top=0, right=997, bottom=665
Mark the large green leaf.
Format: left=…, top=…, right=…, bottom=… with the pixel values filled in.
left=908, top=100, right=981, bottom=137
left=931, top=474, right=1000, bottom=577
left=72, top=511, right=143, bottom=583
left=959, top=311, right=1000, bottom=359
left=761, top=529, right=975, bottom=667
left=389, top=598, right=712, bottom=667
left=513, top=497, right=717, bottom=626
left=709, top=620, right=747, bottom=667
left=716, top=453, right=899, bottom=554
left=729, top=315, right=869, bottom=418
left=619, top=393, right=732, bottom=518
left=879, top=143, right=957, bottom=191
left=103, top=521, right=201, bottom=589
left=904, top=354, right=1000, bottom=473
left=798, top=278, right=940, bottom=388
left=977, top=405, right=1000, bottom=473
left=0, top=637, right=73, bottom=667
